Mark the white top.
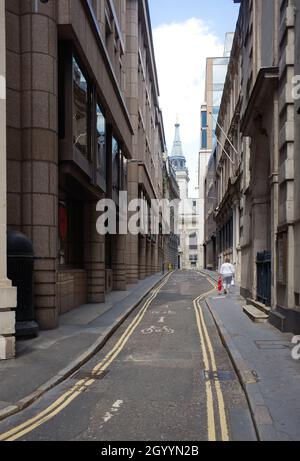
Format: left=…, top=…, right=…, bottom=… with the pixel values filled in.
left=220, top=263, right=235, bottom=276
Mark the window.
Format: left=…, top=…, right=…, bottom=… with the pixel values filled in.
left=189, top=233, right=198, bottom=250
left=201, top=111, right=208, bottom=148
left=201, top=129, right=207, bottom=149
left=96, top=103, right=106, bottom=182
left=120, top=152, right=127, bottom=191
left=112, top=137, right=120, bottom=192
left=73, top=56, right=90, bottom=158
left=201, top=111, right=207, bottom=128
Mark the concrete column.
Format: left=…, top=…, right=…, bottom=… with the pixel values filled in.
left=0, top=0, right=17, bottom=359
left=138, top=236, right=146, bottom=280
left=85, top=203, right=105, bottom=303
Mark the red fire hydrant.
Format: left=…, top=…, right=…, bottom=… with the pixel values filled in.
left=218, top=276, right=223, bottom=295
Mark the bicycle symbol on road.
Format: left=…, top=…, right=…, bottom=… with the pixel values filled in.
left=141, top=325, right=175, bottom=335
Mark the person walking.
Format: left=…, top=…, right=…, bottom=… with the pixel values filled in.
left=219, top=258, right=235, bottom=295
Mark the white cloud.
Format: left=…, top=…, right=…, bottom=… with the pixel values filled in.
left=153, top=18, right=223, bottom=196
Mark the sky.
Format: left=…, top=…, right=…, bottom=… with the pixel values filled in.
left=149, top=0, right=240, bottom=196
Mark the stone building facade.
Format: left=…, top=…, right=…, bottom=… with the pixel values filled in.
left=204, top=0, right=300, bottom=333
left=200, top=34, right=233, bottom=269
left=203, top=146, right=218, bottom=271
left=170, top=121, right=201, bottom=270
left=3, top=0, right=172, bottom=342
left=162, top=154, right=180, bottom=271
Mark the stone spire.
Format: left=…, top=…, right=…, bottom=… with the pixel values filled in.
left=169, top=119, right=187, bottom=173
left=171, top=120, right=183, bottom=157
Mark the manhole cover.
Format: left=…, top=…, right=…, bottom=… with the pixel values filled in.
left=254, top=340, right=292, bottom=350
left=203, top=370, right=236, bottom=382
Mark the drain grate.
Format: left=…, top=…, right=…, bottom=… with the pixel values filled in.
left=203, top=370, right=236, bottom=382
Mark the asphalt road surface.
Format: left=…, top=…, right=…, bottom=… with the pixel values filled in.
left=0, top=271, right=257, bottom=441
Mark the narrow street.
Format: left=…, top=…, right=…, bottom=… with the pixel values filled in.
left=0, top=272, right=256, bottom=442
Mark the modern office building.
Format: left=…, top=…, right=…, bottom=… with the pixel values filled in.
left=2, top=0, right=175, bottom=348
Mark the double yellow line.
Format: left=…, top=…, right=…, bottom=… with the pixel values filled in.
left=193, top=286, right=230, bottom=442
left=0, top=273, right=173, bottom=442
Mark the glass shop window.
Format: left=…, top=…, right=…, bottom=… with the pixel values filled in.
left=96, top=103, right=106, bottom=182
left=112, top=136, right=120, bottom=193
left=73, top=56, right=89, bottom=158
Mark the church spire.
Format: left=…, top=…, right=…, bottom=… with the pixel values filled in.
left=171, top=119, right=183, bottom=157
left=169, top=118, right=187, bottom=173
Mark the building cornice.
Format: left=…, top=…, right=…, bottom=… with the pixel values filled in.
left=240, top=67, right=279, bottom=135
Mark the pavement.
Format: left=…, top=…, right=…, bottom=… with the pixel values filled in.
left=202, top=270, right=300, bottom=441
left=0, top=272, right=166, bottom=421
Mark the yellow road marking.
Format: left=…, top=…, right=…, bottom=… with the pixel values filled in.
left=194, top=273, right=229, bottom=442
left=0, top=273, right=173, bottom=442
left=193, top=295, right=216, bottom=441
left=197, top=299, right=229, bottom=441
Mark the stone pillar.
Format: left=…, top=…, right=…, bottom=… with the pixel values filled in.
left=124, top=0, right=139, bottom=285
left=235, top=203, right=241, bottom=284
left=112, top=234, right=127, bottom=291
left=146, top=239, right=152, bottom=276
left=232, top=201, right=241, bottom=283
left=85, top=203, right=105, bottom=303
left=126, top=161, right=139, bottom=284
left=19, top=1, right=59, bottom=329
left=233, top=206, right=237, bottom=263
left=0, top=0, right=17, bottom=359
left=252, top=199, right=270, bottom=299
left=138, top=235, right=146, bottom=280
left=151, top=241, right=157, bottom=274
